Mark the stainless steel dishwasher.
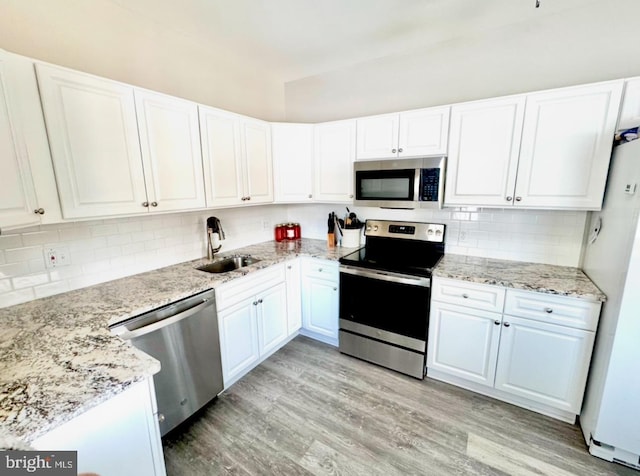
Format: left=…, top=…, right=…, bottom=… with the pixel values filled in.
left=110, top=288, right=223, bottom=436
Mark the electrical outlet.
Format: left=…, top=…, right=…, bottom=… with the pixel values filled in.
left=45, top=247, right=70, bottom=268
left=262, top=219, right=271, bottom=230
left=459, top=231, right=467, bottom=242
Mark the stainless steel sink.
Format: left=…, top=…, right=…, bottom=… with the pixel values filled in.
left=196, top=255, right=261, bottom=274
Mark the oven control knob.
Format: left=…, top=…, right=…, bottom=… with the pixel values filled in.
left=427, top=229, right=434, bottom=235
left=435, top=229, right=442, bottom=236
left=373, top=225, right=379, bottom=231
left=366, top=225, right=371, bottom=231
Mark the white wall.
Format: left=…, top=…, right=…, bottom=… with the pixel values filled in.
left=284, top=1, right=640, bottom=122
left=0, top=0, right=284, bottom=121
left=0, top=206, right=288, bottom=309
left=288, top=204, right=587, bottom=267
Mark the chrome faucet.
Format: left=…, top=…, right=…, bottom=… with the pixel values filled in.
left=206, top=217, right=225, bottom=259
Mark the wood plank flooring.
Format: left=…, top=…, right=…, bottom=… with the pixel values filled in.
left=163, top=336, right=635, bottom=475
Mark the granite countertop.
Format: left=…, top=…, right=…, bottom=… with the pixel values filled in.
left=1, top=240, right=605, bottom=446
left=434, top=254, right=606, bottom=302
left=0, top=238, right=356, bottom=445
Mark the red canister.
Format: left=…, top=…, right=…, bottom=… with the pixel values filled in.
left=284, top=223, right=296, bottom=240
left=274, top=223, right=287, bottom=242
left=293, top=223, right=301, bottom=240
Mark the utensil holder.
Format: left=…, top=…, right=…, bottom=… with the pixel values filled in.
left=341, top=229, right=361, bottom=248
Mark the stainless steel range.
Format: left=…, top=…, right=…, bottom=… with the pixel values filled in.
left=338, top=219, right=445, bottom=379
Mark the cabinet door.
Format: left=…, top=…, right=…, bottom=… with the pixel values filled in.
left=445, top=96, right=525, bottom=207
left=426, top=301, right=501, bottom=387
left=355, top=113, right=399, bottom=160
left=199, top=106, right=244, bottom=207
left=135, top=90, right=205, bottom=212
left=285, top=259, right=302, bottom=335
left=0, top=53, right=40, bottom=229
left=302, top=275, right=339, bottom=340
left=314, top=120, right=355, bottom=202
left=515, top=81, right=623, bottom=210
left=272, top=123, right=313, bottom=203
left=218, top=298, right=260, bottom=385
left=398, top=107, right=450, bottom=158
left=257, top=282, right=288, bottom=355
left=36, top=64, right=149, bottom=218
left=32, top=380, right=164, bottom=476
left=618, top=78, right=640, bottom=131
left=494, top=315, right=595, bottom=413
left=241, top=118, right=273, bottom=204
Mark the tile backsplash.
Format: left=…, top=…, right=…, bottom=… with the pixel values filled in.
left=0, top=205, right=287, bottom=309
left=287, top=204, right=588, bottom=267
left=0, top=204, right=588, bottom=309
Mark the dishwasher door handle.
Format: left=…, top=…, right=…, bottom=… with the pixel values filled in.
left=113, top=299, right=212, bottom=340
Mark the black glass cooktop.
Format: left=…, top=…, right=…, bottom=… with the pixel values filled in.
left=339, top=242, right=443, bottom=278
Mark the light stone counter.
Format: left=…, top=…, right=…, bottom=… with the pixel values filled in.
left=0, top=238, right=358, bottom=446
left=433, top=254, right=606, bottom=302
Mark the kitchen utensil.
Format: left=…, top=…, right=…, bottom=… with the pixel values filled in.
left=328, top=213, right=336, bottom=247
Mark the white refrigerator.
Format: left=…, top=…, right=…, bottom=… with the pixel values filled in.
left=580, top=138, right=640, bottom=469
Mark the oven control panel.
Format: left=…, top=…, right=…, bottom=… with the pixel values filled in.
left=365, top=220, right=445, bottom=243
left=388, top=224, right=415, bottom=234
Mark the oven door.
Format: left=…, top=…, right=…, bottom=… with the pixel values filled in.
left=339, top=265, right=431, bottom=352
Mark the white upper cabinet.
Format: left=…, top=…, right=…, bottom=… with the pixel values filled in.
left=199, top=106, right=273, bottom=207
left=356, top=113, right=399, bottom=160
left=241, top=118, right=274, bottom=204
left=272, top=123, right=314, bottom=203
left=199, top=106, right=244, bottom=207
left=0, top=52, right=61, bottom=230
left=356, top=106, right=449, bottom=160
left=398, top=107, right=450, bottom=158
left=515, top=81, right=623, bottom=210
left=446, top=81, right=623, bottom=210
left=618, top=77, right=640, bottom=131
left=134, top=89, right=205, bottom=212
left=36, top=64, right=149, bottom=219
left=445, top=96, right=526, bottom=207
left=314, top=120, right=355, bottom=202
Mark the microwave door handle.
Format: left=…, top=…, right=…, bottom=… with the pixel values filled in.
left=413, top=168, right=421, bottom=202
left=438, top=156, right=446, bottom=208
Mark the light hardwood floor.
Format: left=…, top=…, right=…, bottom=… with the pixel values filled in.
left=163, top=336, right=635, bottom=475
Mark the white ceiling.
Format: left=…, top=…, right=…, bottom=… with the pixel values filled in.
left=106, top=0, right=601, bottom=82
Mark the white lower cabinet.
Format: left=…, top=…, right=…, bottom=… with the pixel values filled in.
left=31, top=379, right=166, bottom=476
left=301, top=258, right=339, bottom=346
left=257, top=282, right=288, bottom=355
left=285, top=259, right=303, bottom=334
left=493, top=315, right=595, bottom=413
left=217, top=297, right=261, bottom=384
left=427, top=302, right=501, bottom=387
left=216, top=265, right=291, bottom=387
left=427, top=277, right=600, bottom=422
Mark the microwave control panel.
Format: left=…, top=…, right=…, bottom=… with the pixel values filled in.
left=420, top=168, right=440, bottom=202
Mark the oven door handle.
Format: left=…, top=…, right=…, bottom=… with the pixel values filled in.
left=340, top=265, right=431, bottom=288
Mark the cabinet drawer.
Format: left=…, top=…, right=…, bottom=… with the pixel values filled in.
left=302, top=257, right=339, bottom=281
left=216, top=264, right=285, bottom=310
left=504, top=290, right=601, bottom=331
left=431, top=277, right=505, bottom=313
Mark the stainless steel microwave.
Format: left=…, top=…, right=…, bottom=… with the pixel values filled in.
left=354, top=157, right=446, bottom=209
